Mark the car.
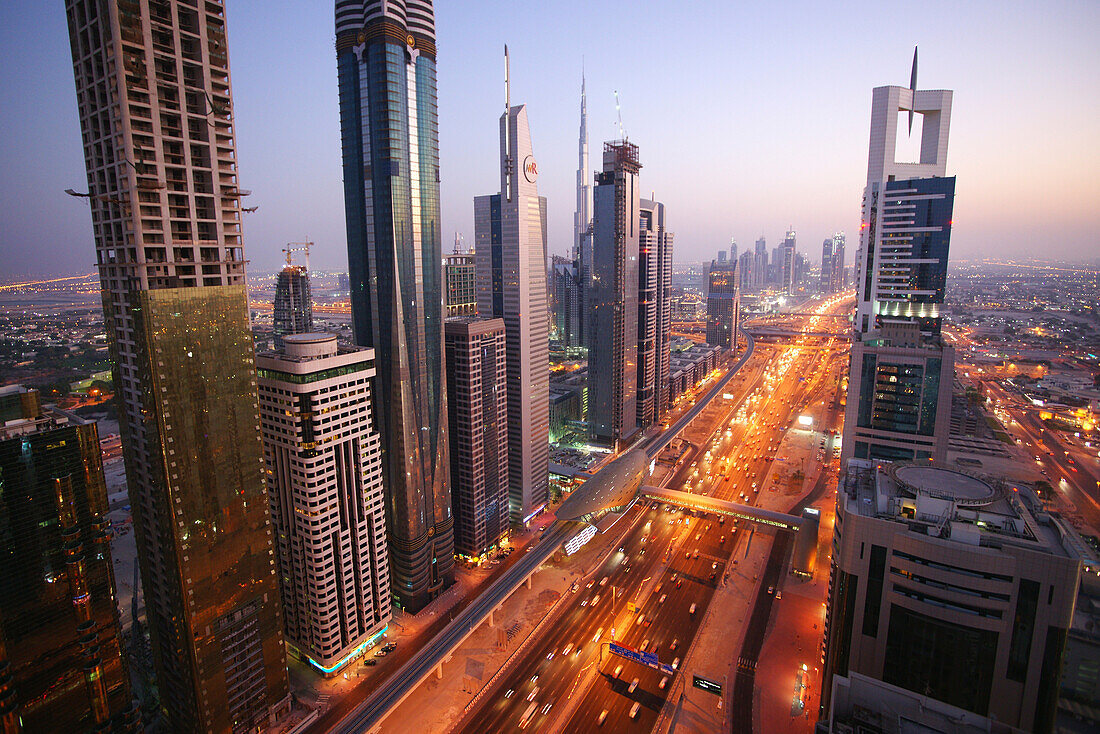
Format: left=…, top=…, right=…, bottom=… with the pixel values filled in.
left=676, top=577, right=683, bottom=588
left=374, top=650, right=388, bottom=658
left=364, top=659, right=378, bottom=666
left=672, top=657, right=680, bottom=669
left=692, top=549, right=699, bottom=558
left=581, top=599, right=588, bottom=607
left=624, top=565, right=631, bottom=573
left=776, top=590, right=783, bottom=600
left=689, top=603, right=697, bottom=614
left=620, top=557, right=628, bottom=566
left=629, top=702, right=641, bottom=719
left=591, top=595, right=600, bottom=606
left=527, top=686, right=540, bottom=702
left=685, top=550, right=691, bottom=559
left=598, top=710, right=609, bottom=726
left=659, top=593, right=667, bottom=604
left=719, top=535, right=725, bottom=544
left=635, top=613, right=645, bottom=626
left=660, top=676, right=669, bottom=689
left=562, top=643, right=573, bottom=656
left=619, top=546, right=625, bottom=553
left=670, top=638, right=679, bottom=650
left=614, top=665, right=623, bottom=678
left=629, top=678, right=639, bottom=693
left=531, top=674, right=539, bottom=684
left=586, top=580, right=594, bottom=589
left=767, top=586, right=774, bottom=594
left=505, top=688, right=514, bottom=699
left=600, top=576, right=609, bottom=587
left=542, top=702, right=553, bottom=715
left=641, top=638, right=649, bottom=652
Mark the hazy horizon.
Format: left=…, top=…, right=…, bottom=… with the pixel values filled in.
left=1, top=1, right=1097, bottom=277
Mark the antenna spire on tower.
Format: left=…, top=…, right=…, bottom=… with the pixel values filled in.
left=908, top=46, right=918, bottom=134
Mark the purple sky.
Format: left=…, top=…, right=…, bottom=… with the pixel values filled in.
left=1, top=1, right=1097, bottom=277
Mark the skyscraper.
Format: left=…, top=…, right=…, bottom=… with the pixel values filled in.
left=474, top=53, right=550, bottom=523
left=552, top=255, right=582, bottom=348
left=738, top=249, right=755, bottom=293
left=843, top=59, right=956, bottom=465
left=729, top=238, right=738, bottom=264
left=574, top=73, right=593, bottom=348
left=0, top=386, right=138, bottom=732
left=754, top=236, right=768, bottom=288
left=257, top=334, right=390, bottom=677
left=273, top=245, right=313, bottom=348
left=444, top=317, right=510, bottom=558
left=829, top=232, right=846, bottom=293
left=638, top=198, right=674, bottom=426
left=820, top=460, right=1081, bottom=733
left=706, top=259, right=740, bottom=349
left=336, top=0, right=455, bottom=612
left=646, top=199, right=675, bottom=419
left=444, top=252, right=477, bottom=316
left=588, top=141, right=641, bottom=449
left=780, top=228, right=797, bottom=294
left=65, top=2, right=290, bottom=729
left=821, top=237, right=834, bottom=293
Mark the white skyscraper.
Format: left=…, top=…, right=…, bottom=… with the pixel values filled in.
left=257, top=333, right=391, bottom=676
left=474, top=49, right=550, bottom=524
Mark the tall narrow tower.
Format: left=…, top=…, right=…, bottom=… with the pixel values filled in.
left=574, top=72, right=591, bottom=260
left=474, top=49, right=551, bottom=524
left=336, top=0, right=454, bottom=612
left=64, top=2, right=290, bottom=730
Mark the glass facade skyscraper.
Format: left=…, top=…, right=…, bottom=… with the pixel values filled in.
left=336, top=0, right=454, bottom=611
left=0, top=387, right=138, bottom=732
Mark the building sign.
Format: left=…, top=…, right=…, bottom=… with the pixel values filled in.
left=692, top=675, right=722, bottom=695
left=522, top=155, right=538, bottom=183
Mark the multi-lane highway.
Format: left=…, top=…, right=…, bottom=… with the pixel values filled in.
left=455, top=295, right=853, bottom=733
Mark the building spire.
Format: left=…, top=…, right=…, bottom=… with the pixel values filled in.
left=908, top=45, right=918, bottom=134
left=574, top=65, right=591, bottom=260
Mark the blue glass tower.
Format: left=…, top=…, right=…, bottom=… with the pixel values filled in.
left=336, top=0, right=453, bottom=613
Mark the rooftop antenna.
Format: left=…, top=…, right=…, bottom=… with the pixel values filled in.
left=614, top=90, right=626, bottom=140
left=504, top=44, right=513, bottom=201
left=908, top=46, right=918, bottom=135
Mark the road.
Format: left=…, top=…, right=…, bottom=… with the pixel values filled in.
left=454, top=294, right=853, bottom=733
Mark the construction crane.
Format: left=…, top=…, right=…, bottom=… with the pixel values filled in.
left=283, top=241, right=312, bottom=271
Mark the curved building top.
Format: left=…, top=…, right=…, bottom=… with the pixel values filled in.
left=890, top=464, right=996, bottom=507
left=555, top=449, right=649, bottom=522
left=336, top=0, right=436, bottom=55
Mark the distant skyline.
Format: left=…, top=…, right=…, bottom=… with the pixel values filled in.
left=1, top=1, right=1097, bottom=276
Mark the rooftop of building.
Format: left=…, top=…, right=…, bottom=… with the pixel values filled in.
left=842, top=458, right=1098, bottom=565
left=256, top=332, right=371, bottom=365
left=1, top=385, right=89, bottom=440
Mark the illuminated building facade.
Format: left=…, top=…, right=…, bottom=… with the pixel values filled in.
left=64, top=1, right=290, bottom=729
left=273, top=264, right=313, bottom=348
left=706, top=259, right=740, bottom=349
left=336, top=0, right=455, bottom=612
left=445, top=252, right=477, bottom=316
left=637, top=198, right=674, bottom=427
left=256, top=334, right=390, bottom=677
left=0, top=386, right=138, bottom=731
left=444, top=317, right=509, bottom=558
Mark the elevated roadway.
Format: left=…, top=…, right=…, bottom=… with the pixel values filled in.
left=641, top=486, right=804, bottom=530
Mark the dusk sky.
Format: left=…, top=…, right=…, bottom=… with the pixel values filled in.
left=1, top=1, right=1097, bottom=277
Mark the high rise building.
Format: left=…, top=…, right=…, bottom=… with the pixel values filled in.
left=0, top=386, right=138, bottom=732
left=779, top=228, right=797, bottom=294
left=717, top=250, right=727, bottom=264
left=821, top=460, right=1082, bottom=733
left=552, top=256, right=581, bottom=348
left=574, top=73, right=593, bottom=347
left=737, top=249, right=755, bottom=292
left=273, top=246, right=313, bottom=348
left=637, top=198, right=674, bottom=428
left=754, top=236, right=768, bottom=288
left=474, top=54, right=550, bottom=523
left=828, top=232, right=846, bottom=293
left=444, top=252, right=477, bottom=316
left=256, top=334, right=390, bottom=677
left=729, top=238, right=738, bottom=265
left=444, top=317, right=510, bottom=558
left=821, top=237, right=834, bottom=293
left=706, top=259, right=740, bottom=349
left=64, top=2, right=291, bottom=729
left=588, top=141, right=641, bottom=449
left=843, top=59, right=956, bottom=465
left=336, top=0, right=455, bottom=612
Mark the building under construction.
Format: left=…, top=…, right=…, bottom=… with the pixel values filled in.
left=274, top=242, right=314, bottom=348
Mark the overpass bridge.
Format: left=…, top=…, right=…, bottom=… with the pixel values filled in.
left=640, top=486, right=804, bottom=530
left=743, top=326, right=850, bottom=340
